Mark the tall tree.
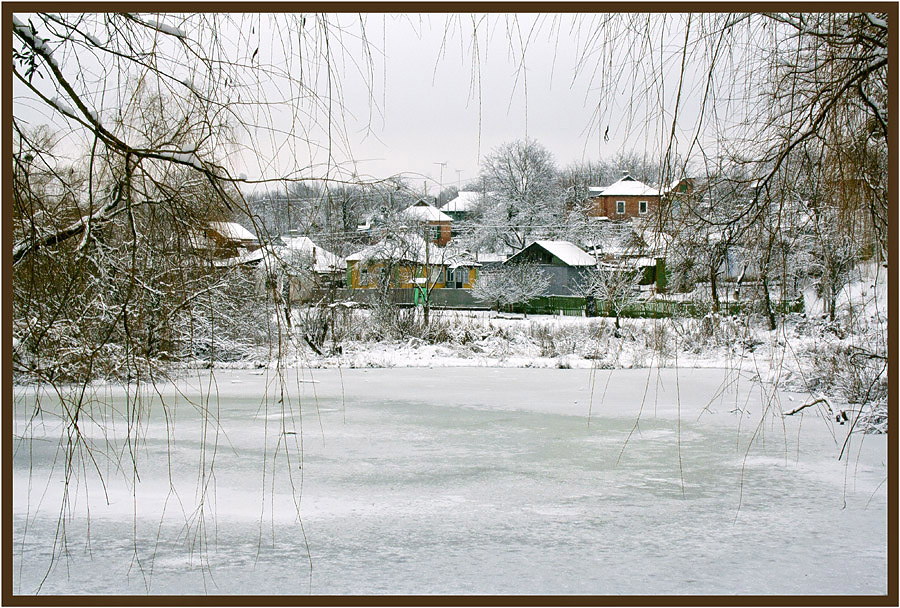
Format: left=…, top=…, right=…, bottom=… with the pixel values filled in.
left=477, top=138, right=564, bottom=252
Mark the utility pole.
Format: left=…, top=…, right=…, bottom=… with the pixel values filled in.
left=433, top=161, right=447, bottom=205
left=455, top=169, right=463, bottom=188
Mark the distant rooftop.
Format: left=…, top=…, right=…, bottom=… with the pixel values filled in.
left=346, top=233, right=431, bottom=265
left=441, top=191, right=494, bottom=213
left=209, top=221, right=258, bottom=242
left=281, top=236, right=345, bottom=273
left=589, top=175, right=660, bottom=198
left=402, top=202, right=453, bottom=223
left=513, top=240, right=597, bottom=267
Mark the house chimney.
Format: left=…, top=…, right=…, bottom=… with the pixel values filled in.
left=312, top=246, right=317, bottom=266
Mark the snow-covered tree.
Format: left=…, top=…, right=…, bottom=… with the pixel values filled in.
left=472, top=261, right=551, bottom=316
left=577, top=265, right=643, bottom=330
left=476, top=139, right=565, bottom=252
left=810, top=208, right=862, bottom=323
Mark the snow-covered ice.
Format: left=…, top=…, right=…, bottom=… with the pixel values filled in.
left=12, top=367, right=887, bottom=595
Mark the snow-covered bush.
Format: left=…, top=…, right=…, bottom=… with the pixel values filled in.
left=173, top=268, right=274, bottom=363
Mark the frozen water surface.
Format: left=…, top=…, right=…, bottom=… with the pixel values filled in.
left=12, top=368, right=887, bottom=595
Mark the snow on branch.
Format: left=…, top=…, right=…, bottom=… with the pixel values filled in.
left=124, top=14, right=187, bottom=39
left=13, top=16, right=107, bottom=134
left=12, top=176, right=128, bottom=265
left=784, top=397, right=829, bottom=417
left=49, top=96, right=76, bottom=117
left=153, top=150, right=206, bottom=172
left=12, top=16, right=58, bottom=69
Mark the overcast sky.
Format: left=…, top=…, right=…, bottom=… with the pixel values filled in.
left=301, top=14, right=701, bottom=191
left=342, top=15, right=600, bottom=188
left=14, top=13, right=723, bottom=192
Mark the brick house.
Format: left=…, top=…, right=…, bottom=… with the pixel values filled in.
left=585, top=173, right=662, bottom=220
left=402, top=200, right=453, bottom=246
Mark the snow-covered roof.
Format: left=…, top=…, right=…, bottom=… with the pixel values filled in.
left=209, top=221, right=258, bottom=242
left=629, top=256, right=659, bottom=268
left=402, top=202, right=453, bottom=223
left=442, top=248, right=482, bottom=269
left=212, top=247, right=265, bottom=267
left=475, top=252, right=507, bottom=264
left=346, top=234, right=430, bottom=265
left=589, top=176, right=660, bottom=198
left=598, top=258, right=656, bottom=272
left=441, top=191, right=492, bottom=213
left=281, top=236, right=345, bottom=273
left=346, top=235, right=473, bottom=267
left=529, top=240, right=598, bottom=267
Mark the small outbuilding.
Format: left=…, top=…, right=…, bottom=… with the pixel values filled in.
left=505, top=240, right=598, bottom=296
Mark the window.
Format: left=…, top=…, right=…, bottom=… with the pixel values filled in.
left=616, top=200, right=625, bottom=215
left=455, top=267, right=467, bottom=285
left=429, top=225, right=441, bottom=242
left=639, top=200, right=648, bottom=215
left=446, top=267, right=454, bottom=285
left=360, top=266, right=369, bottom=286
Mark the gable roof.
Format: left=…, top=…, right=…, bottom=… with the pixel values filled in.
left=212, top=246, right=266, bottom=267
left=281, top=236, right=345, bottom=273
left=209, top=221, right=258, bottom=242
left=402, top=202, right=453, bottom=223
left=441, top=247, right=482, bottom=269
left=441, top=191, right=493, bottom=213
left=590, top=176, right=660, bottom=198
left=509, top=240, right=597, bottom=267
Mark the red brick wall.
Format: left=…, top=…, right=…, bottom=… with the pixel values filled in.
left=587, top=195, right=660, bottom=219
left=428, top=222, right=452, bottom=247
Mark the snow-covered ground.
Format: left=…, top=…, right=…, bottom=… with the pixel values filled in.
left=12, top=367, right=887, bottom=595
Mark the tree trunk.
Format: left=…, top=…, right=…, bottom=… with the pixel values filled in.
left=761, top=276, right=777, bottom=330
left=710, top=266, right=720, bottom=313
left=828, top=285, right=837, bottom=323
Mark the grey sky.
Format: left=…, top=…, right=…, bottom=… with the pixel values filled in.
left=14, top=13, right=722, bottom=191
left=309, top=13, right=717, bottom=190
left=343, top=14, right=601, bottom=188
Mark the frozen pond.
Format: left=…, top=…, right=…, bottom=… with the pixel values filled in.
left=12, top=367, right=888, bottom=595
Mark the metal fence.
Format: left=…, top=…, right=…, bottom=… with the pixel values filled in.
left=330, top=288, right=804, bottom=319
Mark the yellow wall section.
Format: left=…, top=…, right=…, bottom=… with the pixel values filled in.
left=347, top=261, right=478, bottom=289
